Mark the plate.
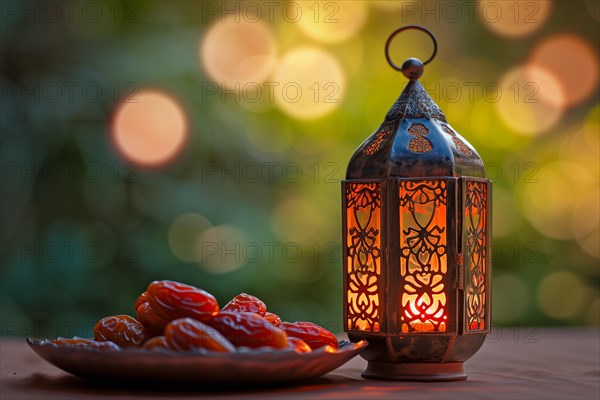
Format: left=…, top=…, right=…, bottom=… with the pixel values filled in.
left=27, top=338, right=367, bottom=385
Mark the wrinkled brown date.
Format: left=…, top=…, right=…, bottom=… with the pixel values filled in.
left=281, top=321, right=338, bottom=350
left=53, top=338, right=121, bottom=350
left=134, top=291, right=148, bottom=311
left=136, top=302, right=171, bottom=337
left=94, top=315, right=148, bottom=347
left=221, top=293, right=267, bottom=316
left=147, top=280, right=219, bottom=322
left=207, top=312, right=288, bottom=349
left=165, top=318, right=236, bottom=353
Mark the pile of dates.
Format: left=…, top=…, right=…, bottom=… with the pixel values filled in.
left=53, top=280, right=338, bottom=353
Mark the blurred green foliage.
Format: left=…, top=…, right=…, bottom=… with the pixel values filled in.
left=1, top=0, right=598, bottom=339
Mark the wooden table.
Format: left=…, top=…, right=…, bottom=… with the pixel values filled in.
left=1, top=328, right=598, bottom=399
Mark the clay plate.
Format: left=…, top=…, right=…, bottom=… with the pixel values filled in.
left=27, top=338, right=367, bottom=386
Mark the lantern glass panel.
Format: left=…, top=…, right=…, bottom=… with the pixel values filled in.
left=345, top=182, right=382, bottom=332
left=464, top=180, right=489, bottom=332
left=399, top=179, right=448, bottom=333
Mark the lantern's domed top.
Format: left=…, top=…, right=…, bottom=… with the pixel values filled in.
left=346, top=26, right=485, bottom=180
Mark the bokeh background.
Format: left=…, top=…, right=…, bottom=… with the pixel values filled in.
left=1, top=0, right=598, bottom=339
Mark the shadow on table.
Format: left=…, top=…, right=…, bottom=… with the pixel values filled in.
left=9, top=369, right=485, bottom=399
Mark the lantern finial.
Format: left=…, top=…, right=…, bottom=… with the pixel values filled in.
left=385, top=25, right=437, bottom=81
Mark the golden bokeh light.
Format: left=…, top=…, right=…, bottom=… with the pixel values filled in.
left=270, top=193, right=337, bottom=244
left=537, top=271, right=588, bottom=319
left=577, top=227, right=600, bottom=259
left=195, top=224, right=248, bottom=274
left=570, top=188, right=600, bottom=241
left=112, top=90, right=188, bottom=167
left=168, top=213, right=213, bottom=262
left=529, top=34, right=599, bottom=107
left=200, top=17, right=276, bottom=90
left=469, top=100, right=512, bottom=149
left=478, top=0, right=551, bottom=38
left=495, top=65, right=565, bottom=136
left=523, top=161, right=596, bottom=240
left=296, top=1, right=368, bottom=43
left=492, top=274, right=529, bottom=322
left=272, top=47, right=346, bottom=120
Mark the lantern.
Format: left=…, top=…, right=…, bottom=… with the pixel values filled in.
left=342, top=26, right=491, bottom=381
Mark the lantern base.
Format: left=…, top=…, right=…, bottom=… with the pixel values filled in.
left=362, top=361, right=467, bottom=382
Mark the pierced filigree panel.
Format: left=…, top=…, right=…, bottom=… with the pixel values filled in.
left=399, top=180, right=448, bottom=333
left=408, top=123, right=433, bottom=153
left=465, top=181, right=487, bottom=331
left=441, top=124, right=472, bottom=156
left=345, top=183, right=381, bottom=332
left=364, top=124, right=394, bottom=155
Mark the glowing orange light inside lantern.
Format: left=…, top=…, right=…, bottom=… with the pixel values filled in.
left=345, top=183, right=381, bottom=333
left=464, top=181, right=488, bottom=331
left=399, top=180, right=448, bottom=334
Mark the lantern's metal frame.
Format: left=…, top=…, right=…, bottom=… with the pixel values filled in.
left=342, top=26, right=492, bottom=381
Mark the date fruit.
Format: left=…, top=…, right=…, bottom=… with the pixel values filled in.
left=287, top=337, right=312, bottom=353
left=281, top=321, right=338, bottom=350
left=134, top=291, right=148, bottom=311
left=94, top=315, right=148, bottom=348
left=147, top=280, right=219, bottom=322
left=207, top=312, right=288, bottom=349
left=136, top=302, right=171, bottom=337
left=264, top=312, right=281, bottom=327
left=221, top=293, right=267, bottom=316
left=53, top=338, right=121, bottom=350
left=142, top=336, right=173, bottom=351
left=165, top=318, right=235, bottom=353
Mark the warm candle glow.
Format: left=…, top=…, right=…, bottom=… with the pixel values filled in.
left=465, top=181, right=488, bottom=331
left=399, top=180, right=448, bottom=333
left=345, top=183, right=381, bottom=332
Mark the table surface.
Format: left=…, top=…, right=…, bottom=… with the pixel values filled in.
left=1, top=328, right=599, bottom=400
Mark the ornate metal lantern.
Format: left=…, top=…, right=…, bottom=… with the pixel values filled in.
left=342, top=26, right=492, bottom=381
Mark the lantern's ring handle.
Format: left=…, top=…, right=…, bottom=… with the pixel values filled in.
left=385, top=25, right=437, bottom=71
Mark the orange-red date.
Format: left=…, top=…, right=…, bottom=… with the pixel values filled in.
left=264, top=312, right=281, bottom=327
left=142, top=336, right=173, bottom=351
left=147, top=280, right=219, bottom=322
left=287, top=337, right=312, bottom=353
left=94, top=315, right=148, bottom=347
left=165, top=318, right=235, bottom=353
left=207, top=312, right=288, bottom=349
left=221, top=293, right=267, bottom=316
left=134, top=291, right=148, bottom=311
left=281, top=321, right=338, bottom=350
left=136, top=302, right=171, bottom=337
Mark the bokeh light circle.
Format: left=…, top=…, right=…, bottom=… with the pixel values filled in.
left=478, top=0, right=551, bottom=38
left=112, top=90, right=188, bottom=167
left=537, top=271, right=587, bottom=319
left=523, top=161, right=596, bottom=240
left=201, top=18, right=276, bottom=90
left=529, top=34, right=599, bottom=107
left=496, top=65, right=565, bottom=136
left=272, top=47, right=346, bottom=120
left=297, top=1, right=367, bottom=43
left=195, top=224, right=248, bottom=274
left=270, top=193, right=336, bottom=244
left=168, top=213, right=213, bottom=262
